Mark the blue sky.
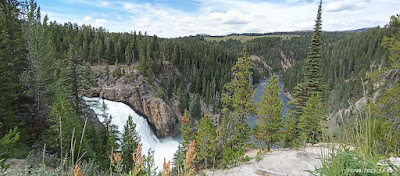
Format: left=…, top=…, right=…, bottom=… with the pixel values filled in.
left=37, top=0, right=400, bottom=37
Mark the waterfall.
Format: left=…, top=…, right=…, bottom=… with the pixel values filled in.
left=83, top=97, right=180, bottom=171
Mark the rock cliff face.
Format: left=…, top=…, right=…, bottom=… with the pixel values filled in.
left=87, top=66, right=178, bottom=138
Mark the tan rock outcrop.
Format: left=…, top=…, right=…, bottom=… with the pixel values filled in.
left=88, top=66, right=178, bottom=138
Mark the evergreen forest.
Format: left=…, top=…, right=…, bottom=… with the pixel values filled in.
left=0, top=0, right=399, bottom=175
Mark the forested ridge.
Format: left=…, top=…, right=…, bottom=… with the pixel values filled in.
left=1, top=0, right=400, bottom=175
left=218, top=31, right=350, bottom=75
left=282, top=26, right=391, bottom=111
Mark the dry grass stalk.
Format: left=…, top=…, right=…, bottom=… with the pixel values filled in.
left=109, top=152, right=123, bottom=175
left=184, top=140, right=197, bottom=176
left=131, top=144, right=144, bottom=176
left=162, top=158, right=171, bottom=176
left=73, top=164, right=84, bottom=176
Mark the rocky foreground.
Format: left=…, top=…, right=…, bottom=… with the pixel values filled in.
left=203, top=146, right=326, bottom=176
left=202, top=144, right=400, bottom=176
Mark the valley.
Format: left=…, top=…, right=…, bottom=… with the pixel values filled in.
left=1, top=0, right=399, bottom=176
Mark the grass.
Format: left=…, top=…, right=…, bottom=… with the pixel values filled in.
left=0, top=116, right=110, bottom=176
left=309, top=106, right=400, bottom=175
left=204, top=35, right=300, bottom=43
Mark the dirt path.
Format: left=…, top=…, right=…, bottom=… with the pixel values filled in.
left=203, top=144, right=333, bottom=176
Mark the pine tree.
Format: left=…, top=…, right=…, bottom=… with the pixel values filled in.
left=121, top=115, right=141, bottom=172
left=289, top=0, right=324, bottom=116
left=0, top=0, right=25, bottom=136
left=106, top=124, right=119, bottom=156
left=303, top=0, right=324, bottom=95
left=114, top=39, right=122, bottom=64
left=37, top=18, right=59, bottom=104
left=286, top=0, right=324, bottom=146
left=167, top=78, right=173, bottom=100
left=86, top=125, right=107, bottom=167
left=190, top=95, right=201, bottom=120
left=133, top=31, right=139, bottom=63
left=195, top=115, right=216, bottom=169
left=222, top=48, right=254, bottom=123
left=178, top=86, right=189, bottom=114
left=369, top=15, right=400, bottom=154
left=95, top=37, right=103, bottom=64
left=150, top=35, right=160, bottom=73
left=298, top=94, right=325, bottom=145
left=181, top=110, right=191, bottom=146
left=104, top=36, right=113, bottom=63
left=288, top=82, right=311, bottom=118
left=220, top=48, right=254, bottom=151
left=67, top=44, right=81, bottom=113
left=376, top=15, right=400, bottom=121
left=141, top=149, right=158, bottom=176
left=283, top=114, right=297, bottom=148
left=125, top=44, right=132, bottom=65
left=255, top=74, right=283, bottom=151
left=381, top=14, right=400, bottom=80
left=47, top=92, right=90, bottom=162
left=24, top=0, right=45, bottom=119
left=173, top=109, right=191, bottom=174
left=0, top=122, right=19, bottom=168
left=139, top=43, right=148, bottom=75
left=97, top=125, right=110, bottom=168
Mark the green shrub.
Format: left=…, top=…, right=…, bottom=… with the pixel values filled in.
left=26, top=149, right=60, bottom=168
left=255, top=150, right=263, bottom=162
left=219, top=146, right=245, bottom=169
left=112, top=67, right=122, bottom=78
left=241, top=155, right=251, bottom=163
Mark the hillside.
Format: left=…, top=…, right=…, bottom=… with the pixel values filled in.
left=282, top=27, right=390, bottom=111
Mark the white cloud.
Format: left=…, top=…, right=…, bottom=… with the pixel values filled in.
left=94, top=18, right=107, bottom=27
left=83, top=16, right=92, bottom=22
left=61, top=0, right=112, bottom=8
left=97, top=0, right=110, bottom=7
left=43, top=11, right=130, bottom=33
left=286, top=0, right=301, bottom=3
left=117, top=0, right=322, bottom=37
left=42, top=0, right=400, bottom=37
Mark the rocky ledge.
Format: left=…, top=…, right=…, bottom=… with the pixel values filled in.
left=86, top=66, right=178, bottom=138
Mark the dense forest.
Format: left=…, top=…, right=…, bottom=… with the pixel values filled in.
left=282, top=26, right=392, bottom=111
left=1, top=0, right=399, bottom=175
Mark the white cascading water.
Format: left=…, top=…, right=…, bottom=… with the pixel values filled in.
left=83, top=97, right=180, bottom=171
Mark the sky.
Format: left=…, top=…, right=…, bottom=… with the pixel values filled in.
left=37, top=0, right=400, bottom=38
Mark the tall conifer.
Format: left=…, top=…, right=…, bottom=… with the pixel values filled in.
left=255, top=74, right=283, bottom=151
left=298, top=94, right=325, bottom=145
left=286, top=0, right=325, bottom=146
left=195, top=115, right=216, bottom=168
left=121, top=115, right=141, bottom=172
